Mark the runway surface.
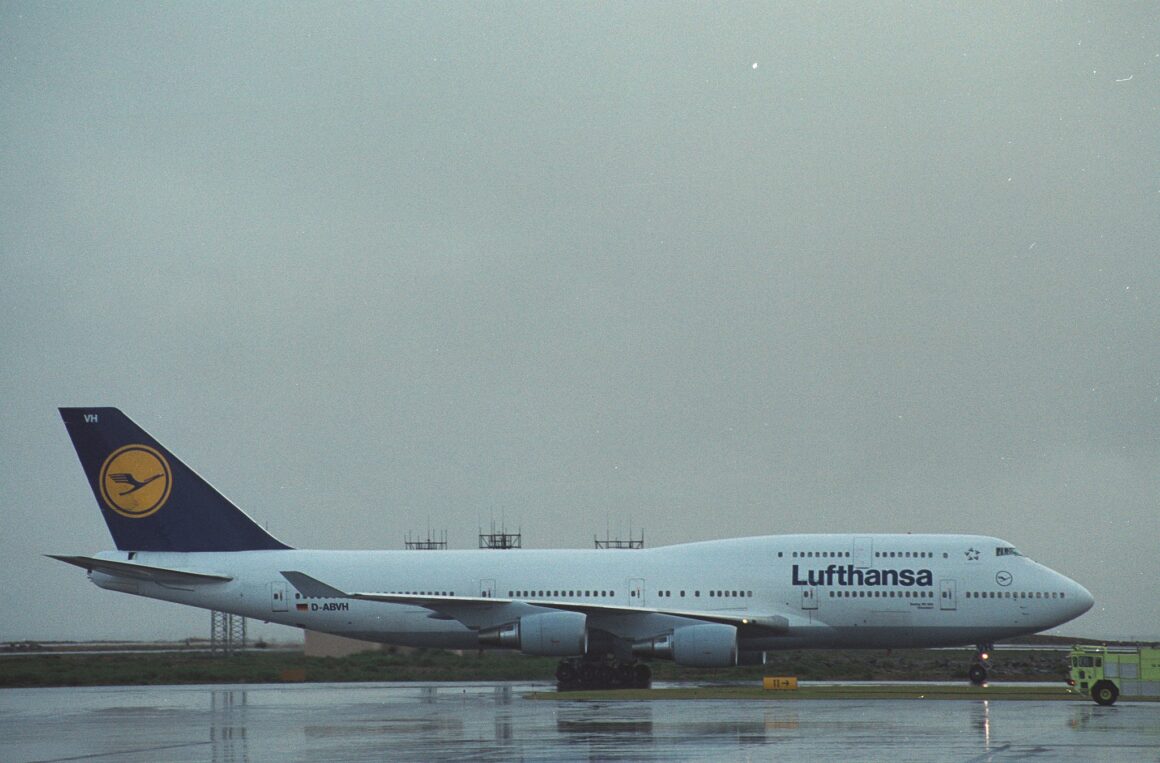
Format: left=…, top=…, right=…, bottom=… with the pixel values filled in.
left=2, top=681, right=1157, bottom=762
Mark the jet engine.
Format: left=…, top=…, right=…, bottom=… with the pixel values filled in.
left=633, top=622, right=739, bottom=667
left=478, top=611, right=588, bottom=657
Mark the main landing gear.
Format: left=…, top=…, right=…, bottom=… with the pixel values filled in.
left=968, top=643, right=994, bottom=686
left=556, top=657, right=652, bottom=691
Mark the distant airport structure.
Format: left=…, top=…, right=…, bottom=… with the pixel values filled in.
left=595, top=529, right=644, bottom=549
left=479, top=523, right=521, bottom=550
left=404, top=530, right=447, bottom=550
left=304, top=629, right=384, bottom=658
left=210, top=610, right=245, bottom=656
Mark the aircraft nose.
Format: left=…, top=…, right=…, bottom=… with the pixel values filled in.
left=1068, top=578, right=1095, bottom=618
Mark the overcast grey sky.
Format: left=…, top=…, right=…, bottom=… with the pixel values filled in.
left=2, top=3, right=1157, bottom=643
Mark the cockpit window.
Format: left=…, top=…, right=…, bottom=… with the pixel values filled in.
left=995, top=546, right=1022, bottom=557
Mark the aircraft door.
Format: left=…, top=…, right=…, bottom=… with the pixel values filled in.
left=800, top=587, right=818, bottom=610
left=853, top=537, right=873, bottom=568
left=939, top=579, right=957, bottom=611
left=627, top=578, right=646, bottom=606
left=479, top=579, right=496, bottom=599
left=270, top=581, right=289, bottom=612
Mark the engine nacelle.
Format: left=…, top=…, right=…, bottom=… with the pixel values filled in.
left=633, top=623, right=739, bottom=667
left=673, top=623, right=738, bottom=667
left=478, top=611, right=588, bottom=657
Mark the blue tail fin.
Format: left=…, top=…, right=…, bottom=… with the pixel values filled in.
left=60, top=408, right=291, bottom=552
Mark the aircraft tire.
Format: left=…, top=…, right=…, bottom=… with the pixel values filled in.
left=1091, top=680, right=1118, bottom=706
left=555, top=661, right=577, bottom=687
left=968, top=663, right=987, bottom=686
left=556, top=658, right=651, bottom=691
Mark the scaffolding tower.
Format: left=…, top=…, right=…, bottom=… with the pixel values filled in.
left=210, top=611, right=246, bottom=656
left=479, top=521, right=521, bottom=549
left=595, top=529, right=644, bottom=549
left=404, top=529, right=448, bottom=550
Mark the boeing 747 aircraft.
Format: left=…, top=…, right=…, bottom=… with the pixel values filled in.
left=53, top=408, right=1093, bottom=689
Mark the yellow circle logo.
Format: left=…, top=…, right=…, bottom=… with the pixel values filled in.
left=99, top=445, right=172, bottom=519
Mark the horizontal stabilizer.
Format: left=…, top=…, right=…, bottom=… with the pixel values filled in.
left=48, top=555, right=232, bottom=584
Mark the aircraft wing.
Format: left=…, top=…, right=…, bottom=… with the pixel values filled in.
left=49, top=555, right=233, bottom=584
left=281, top=570, right=525, bottom=626
left=280, top=571, right=789, bottom=634
left=532, top=600, right=791, bottom=634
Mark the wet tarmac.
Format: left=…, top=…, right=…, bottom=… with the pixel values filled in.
left=2, top=681, right=1157, bottom=762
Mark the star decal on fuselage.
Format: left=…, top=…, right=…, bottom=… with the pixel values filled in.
left=965, top=548, right=981, bottom=561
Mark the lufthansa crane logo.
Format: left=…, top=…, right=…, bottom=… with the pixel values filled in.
left=99, top=445, right=172, bottom=518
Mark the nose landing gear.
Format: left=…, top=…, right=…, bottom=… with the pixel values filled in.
left=968, top=643, right=993, bottom=686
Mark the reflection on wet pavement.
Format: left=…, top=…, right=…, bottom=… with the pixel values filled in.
left=1, top=682, right=1156, bottom=762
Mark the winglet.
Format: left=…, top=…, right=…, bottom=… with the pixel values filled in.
left=281, top=571, right=350, bottom=599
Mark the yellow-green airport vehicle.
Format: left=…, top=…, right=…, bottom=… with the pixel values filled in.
left=1068, top=644, right=1160, bottom=705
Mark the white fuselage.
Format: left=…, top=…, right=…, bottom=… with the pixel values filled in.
left=86, top=533, right=1092, bottom=652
